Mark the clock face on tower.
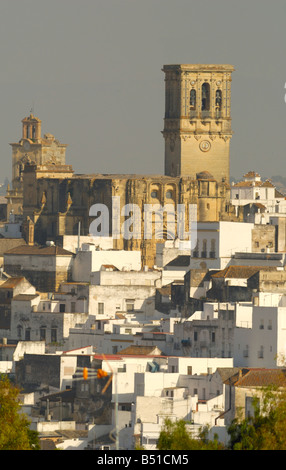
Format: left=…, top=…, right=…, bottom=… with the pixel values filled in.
left=199, top=140, right=211, bottom=152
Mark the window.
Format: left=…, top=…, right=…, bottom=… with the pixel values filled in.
left=25, top=328, right=31, bottom=341
left=201, top=239, right=207, bottom=258
left=126, top=301, right=135, bottom=312
left=151, top=190, right=158, bottom=198
left=59, top=304, right=65, bottom=313
left=190, top=89, right=196, bottom=117
left=245, top=396, right=256, bottom=418
left=215, top=89, right=222, bottom=117
left=194, top=331, right=198, bottom=341
left=166, top=190, right=173, bottom=199
left=81, top=383, right=89, bottom=392
left=258, top=346, right=264, bottom=358
left=71, top=302, right=76, bottom=313
left=17, top=325, right=23, bottom=339
left=98, top=303, right=104, bottom=314
left=201, top=83, right=210, bottom=112
left=211, top=332, right=215, bottom=343
left=210, top=239, right=216, bottom=258
left=190, top=89, right=196, bottom=109
left=40, top=327, right=46, bottom=341
left=51, top=328, right=57, bottom=343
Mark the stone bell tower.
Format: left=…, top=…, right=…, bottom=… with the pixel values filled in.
left=6, top=113, right=68, bottom=216
left=162, top=64, right=234, bottom=183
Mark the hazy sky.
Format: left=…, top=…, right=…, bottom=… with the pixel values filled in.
left=0, top=0, right=286, bottom=181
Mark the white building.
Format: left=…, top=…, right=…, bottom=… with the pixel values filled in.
left=72, top=243, right=141, bottom=282
left=230, top=171, right=286, bottom=223
left=234, top=293, right=286, bottom=368
left=190, top=221, right=254, bottom=270
left=90, top=354, right=233, bottom=449
left=156, top=239, right=191, bottom=268
left=9, top=292, right=89, bottom=345
left=89, top=267, right=162, bottom=318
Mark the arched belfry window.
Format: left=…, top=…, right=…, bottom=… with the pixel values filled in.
left=190, top=89, right=196, bottom=118
left=201, top=83, right=210, bottom=114
left=215, top=89, right=222, bottom=118
left=190, top=89, right=196, bottom=108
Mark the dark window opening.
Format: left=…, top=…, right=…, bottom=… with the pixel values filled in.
left=215, top=89, right=222, bottom=118
left=201, top=83, right=210, bottom=112
left=190, top=89, right=196, bottom=117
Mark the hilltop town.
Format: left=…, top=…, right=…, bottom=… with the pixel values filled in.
left=1, top=64, right=286, bottom=450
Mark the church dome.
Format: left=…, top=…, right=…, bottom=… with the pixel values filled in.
left=196, top=171, right=215, bottom=181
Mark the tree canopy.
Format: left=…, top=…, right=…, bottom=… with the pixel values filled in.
left=157, top=386, right=286, bottom=451
left=0, top=374, right=40, bottom=450
left=157, top=418, right=224, bottom=450
left=228, top=386, right=286, bottom=450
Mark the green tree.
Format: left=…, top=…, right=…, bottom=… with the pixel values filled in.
left=157, top=418, right=224, bottom=450
left=228, top=386, right=286, bottom=450
left=0, top=374, right=40, bottom=450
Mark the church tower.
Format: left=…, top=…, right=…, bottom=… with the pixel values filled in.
left=162, top=64, right=234, bottom=183
left=6, top=113, right=68, bottom=216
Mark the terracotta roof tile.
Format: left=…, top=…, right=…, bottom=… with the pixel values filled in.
left=211, top=265, right=275, bottom=279
left=5, top=245, right=74, bottom=256
left=235, top=369, right=286, bottom=388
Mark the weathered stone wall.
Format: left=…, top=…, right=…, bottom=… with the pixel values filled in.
left=22, top=165, right=241, bottom=267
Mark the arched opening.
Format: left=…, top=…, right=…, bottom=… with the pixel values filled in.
left=215, top=89, right=222, bottom=118
left=190, top=89, right=196, bottom=117
left=201, top=83, right=210, bottom=116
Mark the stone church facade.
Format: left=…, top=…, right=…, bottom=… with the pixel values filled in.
left=6, top=113, right=67, bottom=216
left=15, top=64, right=241, bottom=267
